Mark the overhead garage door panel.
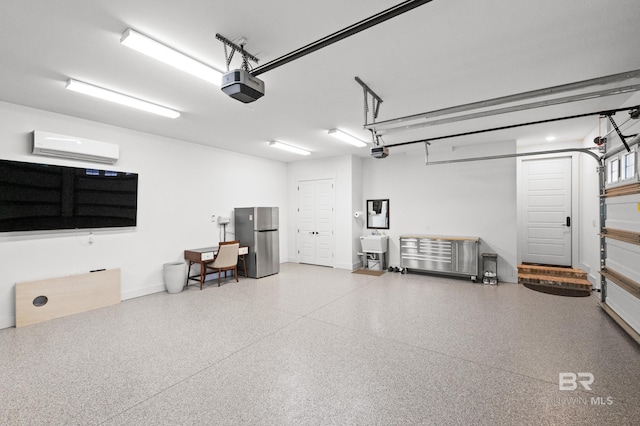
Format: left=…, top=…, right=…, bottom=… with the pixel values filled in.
left=605, top=280, right=640, bottom=334
left=601, top=129, right=640, bottom=340
left=605, top=195, right=640, bottom=232
left=606, top=239, right=640, bottom=284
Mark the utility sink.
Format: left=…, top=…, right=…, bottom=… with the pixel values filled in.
left=360, top=235, right=388, bottom=252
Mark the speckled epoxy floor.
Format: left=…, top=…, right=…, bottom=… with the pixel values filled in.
left=1, top=263, right=639, bottom=425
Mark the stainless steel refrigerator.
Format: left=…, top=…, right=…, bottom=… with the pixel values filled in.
left=234, top=207, right=279, bottom=278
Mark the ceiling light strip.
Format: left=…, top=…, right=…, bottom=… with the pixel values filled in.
left=269, top=141, right=310, bottom=155
left=65, top=79, right=180, bottom=118
left=367, top=68, right=640, bottom=131
left=328, top=129, right=367, bottom=147
left=375, top=84, right=640, bottom=136
left=121, top=28, right=222, bottom=86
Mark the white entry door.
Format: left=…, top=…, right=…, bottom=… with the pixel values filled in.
left=521, top=157, right=572, bottom=266
left=298, top=179, right=334, bottom=267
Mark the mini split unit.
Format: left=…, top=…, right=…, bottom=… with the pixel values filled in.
left=32, top=131, right=120, bottom=164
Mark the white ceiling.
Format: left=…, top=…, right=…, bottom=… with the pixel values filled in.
left=1, top=0, right=640, bottom=162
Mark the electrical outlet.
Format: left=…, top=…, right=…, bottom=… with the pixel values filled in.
left=211, top=215, right=216, bottom=222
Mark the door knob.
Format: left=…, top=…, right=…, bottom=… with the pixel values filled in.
left=566, top=217, right=571, bottom=227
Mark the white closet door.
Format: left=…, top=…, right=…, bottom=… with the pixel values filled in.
left=297, top=179, right=334, bottom=267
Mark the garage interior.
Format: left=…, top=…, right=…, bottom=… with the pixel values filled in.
left=1, top=1, right=639, bottom=424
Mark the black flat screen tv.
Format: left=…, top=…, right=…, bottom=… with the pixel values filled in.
left=0, top=159, right=138, bottom=232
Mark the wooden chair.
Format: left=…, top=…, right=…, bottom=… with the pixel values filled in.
left=205, top=240, right=240, bottom=287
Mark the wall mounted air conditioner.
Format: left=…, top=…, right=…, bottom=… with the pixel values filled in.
left=32, top=131, right=120, bottom=164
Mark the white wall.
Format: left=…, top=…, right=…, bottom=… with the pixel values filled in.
left=350, top=156, right=364, bottom=268
left=0, top=101, right=288, bottom=329
left=361, top=141, right=518, bottom=281
left=578, top=127, right=603, bottom=287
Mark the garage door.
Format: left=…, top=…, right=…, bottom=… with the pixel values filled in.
left=600, top=122, right=640, bottom=343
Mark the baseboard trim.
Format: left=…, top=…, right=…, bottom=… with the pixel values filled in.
left=121, top=283, right=166, bottom=300
left=333, top=262, right=354, bottom=270
left=0, top=315, right=15, bottom=329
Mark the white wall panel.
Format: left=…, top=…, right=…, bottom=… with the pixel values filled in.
left=0, top=101, right=288, bottom=329
left=361, top=141, right=518, bottom=281
left=578, top=127, right=603, bottom=285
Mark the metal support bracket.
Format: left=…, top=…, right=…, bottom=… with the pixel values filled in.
left=386, top=105, right=639, bottom=152
left=355, top=76, right=384, bottom=145
left=215, top=33, right=259, bottom=72
left=604, top=113, right=631, bottom=153
left=355, top=76, right=383, bottom=125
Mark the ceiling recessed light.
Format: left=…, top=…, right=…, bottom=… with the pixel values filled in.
left=546, top=135, right=557, bottom=141
left=65, top=79, right=180, bottom=118
left=120, top=28, right=222, bottom=86
left=327, top=128, right=367, bottom=147
left=269, top=141, right=310, bottom=156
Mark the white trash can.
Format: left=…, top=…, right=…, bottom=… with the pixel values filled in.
left=163, top=262, right=185, bottom=294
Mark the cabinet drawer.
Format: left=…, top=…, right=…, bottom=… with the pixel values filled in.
left=401, top=238, right=453, bottom=272
left=419, top=239, right=452, bottom=258
left=400, top=241, right=419, bottom=255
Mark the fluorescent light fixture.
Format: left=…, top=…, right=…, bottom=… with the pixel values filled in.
left=65, top=79, right=180, bottom=118
left=121, top=28, right=222, bottom=86
left=269, top=141, right=310, bottom=156
left=545, top=135, right=557, bottom=141
left=327, top=128, right=367, bottom=147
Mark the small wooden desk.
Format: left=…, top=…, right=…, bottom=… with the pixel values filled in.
left=184, top=246, right=248, bottom=288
